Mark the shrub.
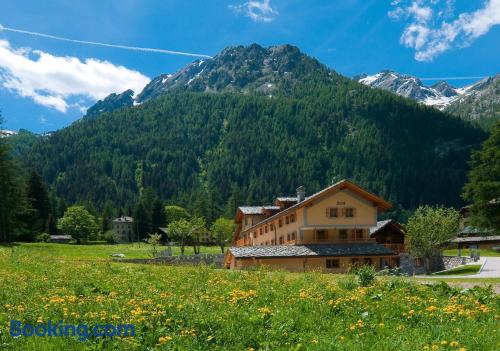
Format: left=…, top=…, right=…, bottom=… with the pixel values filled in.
left=352, top=265, right=376, bottom=287
left=35, top=233, right=51, bottom=243
left=102, top=230, right=119, bottom=244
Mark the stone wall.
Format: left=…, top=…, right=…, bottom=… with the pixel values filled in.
left=115, top=253, right=226, bottom=268
left=442, top=256, right=473, bottom=271
left=399, top=253, right=473, bottom=275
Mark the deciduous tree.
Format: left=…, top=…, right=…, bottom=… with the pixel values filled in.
left=210, top=217, right=235, bottom=253
left=58, top=206, right=98, bottom=244
left=406, top=205, right=459, bottom=273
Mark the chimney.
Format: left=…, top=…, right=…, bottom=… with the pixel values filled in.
left=296, top=186, right=305, bottom=202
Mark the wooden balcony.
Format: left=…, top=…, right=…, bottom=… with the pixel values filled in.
left=382, top=243, right=406, bottom=253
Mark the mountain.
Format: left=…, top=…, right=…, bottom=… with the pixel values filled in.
left=20, top=44, right=486, bottom=222
left=0, top=129, right=17, bottom=137
left=357, top=70, right=499, bottom=129
left=84, top=89, right=135, bottom=119
left=443, top=75, right=500, bottom=130
left=84, top=44, right=337, bottom=117
left=356, top=70, right=459, bottom=108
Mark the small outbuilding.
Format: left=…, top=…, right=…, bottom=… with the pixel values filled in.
left=50, top=235, right=73, bottom=243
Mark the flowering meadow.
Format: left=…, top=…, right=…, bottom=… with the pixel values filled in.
left=0, top=244, right=499, bottom=350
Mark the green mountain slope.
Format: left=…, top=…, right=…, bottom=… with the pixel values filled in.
left=18, top=45, right=488, bottom=221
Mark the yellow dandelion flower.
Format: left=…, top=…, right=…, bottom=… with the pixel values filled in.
left=426, top=306, right=438, bottom=312
left=449, top=341, right=459, bottom=347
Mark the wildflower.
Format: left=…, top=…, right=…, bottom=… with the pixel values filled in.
left=426, top=306, right=438, bottom=312
left=258, top=307, right=271, bottom=316
left=339, top=336, right=345, bottom=341
left=458, top=348, right=466, bottom=351
left=449, top=341, right=459, bottom=347
left=207, top=335, right=214, bottom=341
left=158, top=336, right=172, bottom=344
left=441, top=340, right=448, bottom=345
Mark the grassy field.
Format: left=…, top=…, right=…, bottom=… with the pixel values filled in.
left=0, top=242, right=223, bottom=260
left=432, top=265, right=482, bottom=276
left=0, top=244, right=499, bottom=350
left=443, top=248, right=500, bottom=257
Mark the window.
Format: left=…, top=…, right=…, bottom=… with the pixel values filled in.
left=326, top=207, right=338, bottom=218
left=290, top=213, right=295, bottom=223
left=278, top=219, right=283, bottom=227
left=363, top=258, right=372, bottom=265
left=279, top=236, right=284, bottom=244
left=271, top=239, right=275, bottom=245
left=259, top=228, right=263, bottom=236
left=285, top=216, right=289, bottom=225
left=355, top=229, right=364, bottom=240
left=265, top=241, right=269, bottom=245
left=339, top=229, right=348, bottom=240
left=326, top=259, right=339, bottom=269
left=245, top=217, right=248, bottom=225
left=351, top=258, right=360, bottom=266
left=316, top=230, right=327, bottom=240
left=265, top=226, right=268, bottom=233
left=270, top=223, right=274, bottom=231
left=291, top=231, right=296, bottom=240
left=345, top=207, right=355, bottom=218
left=287, top=233, right=291, bottom=241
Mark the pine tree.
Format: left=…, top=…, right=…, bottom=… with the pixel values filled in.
left=151, top=199, right=166, bottom=233
left=101, top=203, right=113, bottom=233
left=463, top=121, right=500, bottom=232
left=133, top=202, right=149, bottom=240
left=0, top=115, right=29, bottom=242
left=26, top=171, right=51, bottom=235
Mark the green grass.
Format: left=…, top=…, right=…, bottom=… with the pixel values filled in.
left=0, top=244, right=498, bottom=350
left=0, top=242, right=223, bottom=260
left=415, top=277, right=500, bottom=284
left=432, top=265, right=482, bottom=276
left=443, top=248, right=500, bottom=257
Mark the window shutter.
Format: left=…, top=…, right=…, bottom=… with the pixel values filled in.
left=341, top=208, right=345, bottom=217
left=353, top=208, right=357, bottom=217
left=325, top=208, right=330, bottom=218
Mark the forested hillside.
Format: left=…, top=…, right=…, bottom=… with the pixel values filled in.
left=22, top=78, right=486, bottom=222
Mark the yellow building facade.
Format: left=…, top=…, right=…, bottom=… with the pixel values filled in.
left=226, top=180, right=400, bottom=273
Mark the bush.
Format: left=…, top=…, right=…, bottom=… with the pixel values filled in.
left=101, top=230, right=119, bottom=244
left=352, top=265, right=376, bottom=287
left=35, top=233, right=51, bottom=243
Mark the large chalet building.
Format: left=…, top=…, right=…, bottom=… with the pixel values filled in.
left=225, top=179, right=404, bottom=273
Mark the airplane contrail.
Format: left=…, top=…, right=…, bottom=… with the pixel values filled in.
left=0, top=24, right=212, bottom=59
left=419, top=76, right=487, bottom=81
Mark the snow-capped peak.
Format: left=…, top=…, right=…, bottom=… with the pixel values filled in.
left=356, top=71, right=487, bottom=110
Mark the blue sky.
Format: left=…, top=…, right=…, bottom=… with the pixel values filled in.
left=0, top=0, right=499, bottom=133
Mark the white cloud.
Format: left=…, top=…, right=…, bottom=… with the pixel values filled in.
left=390, top=0, right=500, bottom=61
left=229, top=0, right=278, bottom=23
left=0, top=39, right=150, bottom=112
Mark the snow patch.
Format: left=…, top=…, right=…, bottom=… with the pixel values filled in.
left=359, top=73, right=382, bottom=85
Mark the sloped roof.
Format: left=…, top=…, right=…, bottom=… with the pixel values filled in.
left=238, top=206, right=280, bottom=215
left=458, top=226, right=482, bottom=235
left=451, top=235, right=500, bottom=243
left=242, top=179, right=392, bottom=234
left=229, top=243, right=395, bottom=258
left=276, top=197, right=298, bottom=202
left=369, top=219, right=404, bottom=237
left=113, top=216, right=134, bottom=223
